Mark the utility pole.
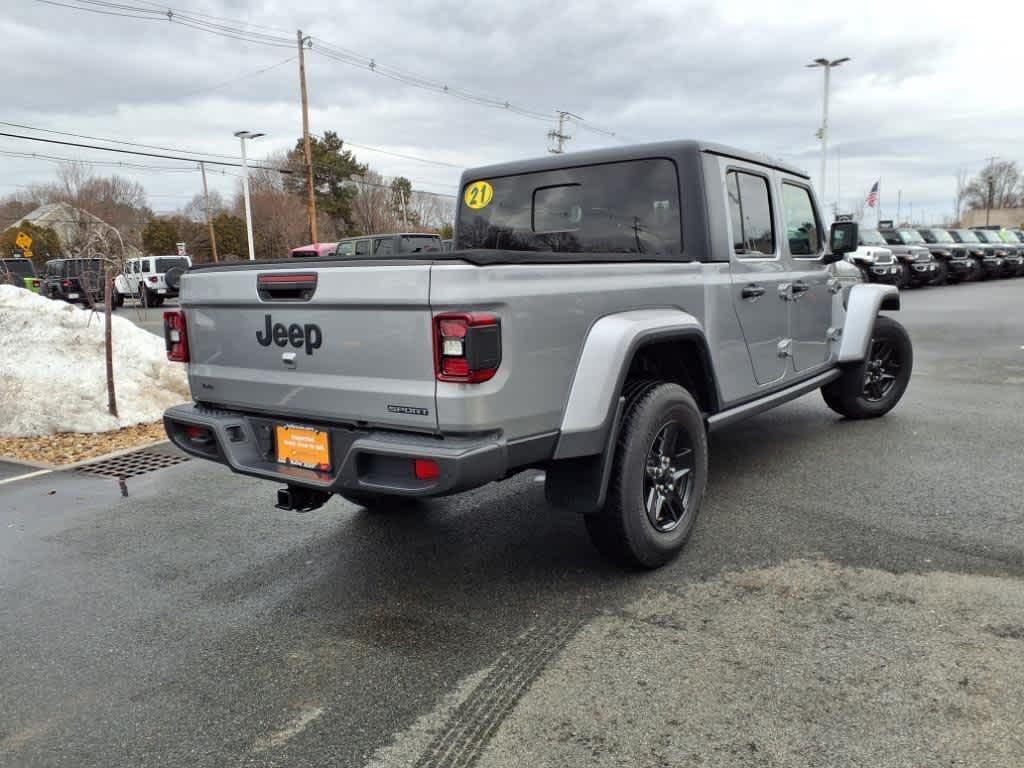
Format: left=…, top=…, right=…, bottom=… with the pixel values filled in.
left=807, top=57, right=850, bottom=206
left=547, top=111, right=575, bottom=154
left=297, top=30, right=318, bottom=244
left=896, top=190, right=902, bottom=224
left=199, top=161, right=218, bottom=262
left=399, top=187, right=409, bottom=229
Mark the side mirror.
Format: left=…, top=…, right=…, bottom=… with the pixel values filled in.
left=823, top=221, right=858, bottom=263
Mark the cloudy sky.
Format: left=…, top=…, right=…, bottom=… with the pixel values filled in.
left=5, top=0, right=1024, bottom=223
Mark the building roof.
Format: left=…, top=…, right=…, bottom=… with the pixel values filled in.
left=11, top=202, right=141, bottom=258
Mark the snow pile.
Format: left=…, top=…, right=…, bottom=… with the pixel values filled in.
left=0, top=285, right=189, bottom=436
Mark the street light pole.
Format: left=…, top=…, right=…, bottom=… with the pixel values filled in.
left=807, top=57, right=850, bottom=209
left=234, top=130, right=264, bottom=261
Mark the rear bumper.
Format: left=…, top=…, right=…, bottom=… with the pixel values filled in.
left=164, top=403, right=510, bottom=497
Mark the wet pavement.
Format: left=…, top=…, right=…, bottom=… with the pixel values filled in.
left=1, top=279, right=1022, bottom=768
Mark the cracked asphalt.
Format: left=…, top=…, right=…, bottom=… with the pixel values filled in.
left=1, top=279, right=1022, bottom=767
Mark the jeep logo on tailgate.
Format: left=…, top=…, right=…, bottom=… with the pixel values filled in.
left=256, top=314, right=322, bottom=355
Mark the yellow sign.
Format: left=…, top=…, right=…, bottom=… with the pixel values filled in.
left=464, top=181, right=493, bottom=210
left=15, top=231, right=32, bottom=250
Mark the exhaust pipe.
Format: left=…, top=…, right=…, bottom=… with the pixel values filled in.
left=276, top=485, right=331, bottom=513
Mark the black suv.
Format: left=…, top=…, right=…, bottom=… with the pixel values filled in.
left=1007, top=230, right=1024, bottom=276
left=915, top=227, right=975, bottom=283
left=0, top=257, right=41, bottom=291
left=948, top=230, right=1003, bottom=280
left=878, top=225, right=938, bottom=287
left=973, top=228, right=1023, bottom=277
left=41, top=258, right=104, bottom=304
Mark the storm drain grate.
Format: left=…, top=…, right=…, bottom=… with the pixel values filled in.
left=77, top=450, right=189, bottom=479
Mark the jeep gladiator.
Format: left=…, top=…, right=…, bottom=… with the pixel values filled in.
left=164, top=140, right=912, bottom=568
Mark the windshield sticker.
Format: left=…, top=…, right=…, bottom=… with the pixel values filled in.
left=464, top=181, right=494, bottom=210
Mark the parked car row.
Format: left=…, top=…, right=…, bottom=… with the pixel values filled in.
left=849, top=223, right=1024, bottom=287
left=289, top=233, right=444, bottom=259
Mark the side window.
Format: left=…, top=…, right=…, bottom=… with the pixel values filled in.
left=141, top=260, right=151, bottom=273
left=373, top=238, right=394, bottom=256
left=726, top=170, right=775, bottom=257
left=781, top=183, right=822, bottom=257
left=337, top=241, right=354, bottom=257
left=881, top=232, right=900, bottom=246
left=354, top=239, right=370, bottom=257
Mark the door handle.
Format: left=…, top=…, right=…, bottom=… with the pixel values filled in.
left=741, top=283, right=766, bottom=299
left=791, top=280, right=810, bottom=296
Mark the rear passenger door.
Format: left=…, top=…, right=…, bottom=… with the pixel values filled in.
left=373, top=237, right=394, bottom=257
left=354, top=239, right=371, bottom=257
left=780, top=181, right=833, bottom=373
left=725, top=166, right=790, bottom=385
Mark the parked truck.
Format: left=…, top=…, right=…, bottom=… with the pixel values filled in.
left=163, top=141, right=911, bottom=568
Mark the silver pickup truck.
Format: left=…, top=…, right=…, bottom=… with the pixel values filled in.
left=163, top=140, right=912, bottom=568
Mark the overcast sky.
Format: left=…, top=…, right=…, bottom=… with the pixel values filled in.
left=5, top=0, right=1024, bottom=224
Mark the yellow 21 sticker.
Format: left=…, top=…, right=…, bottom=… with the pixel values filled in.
left=464, top=181, right=494, bottom=210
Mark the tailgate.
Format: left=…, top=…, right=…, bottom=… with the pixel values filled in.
left=180, top=263, right=437, bottom=431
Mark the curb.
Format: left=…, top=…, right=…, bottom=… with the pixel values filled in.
left=0, top=438, right=174, bottom=472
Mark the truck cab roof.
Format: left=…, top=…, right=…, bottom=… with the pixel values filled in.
left=462, top=139, right=809, bottom=183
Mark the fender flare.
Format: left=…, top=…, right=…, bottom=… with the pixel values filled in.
left=837, top=283, right=900, bottom=363
left=553, top=308, right=709, bottom=460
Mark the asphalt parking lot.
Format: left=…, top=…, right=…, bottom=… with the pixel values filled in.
left=2, top=280, right=1022, bottom=767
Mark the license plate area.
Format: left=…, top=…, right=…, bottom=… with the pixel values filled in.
left=275, top=424, right=331, bottom=471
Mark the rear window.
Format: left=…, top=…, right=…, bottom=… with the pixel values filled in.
left=1, top=259, right=36, bottom=278
left=399, top=235, right=441, bottom=254
left=155, top=257, right=189, bottom=272
left=456, top=159, right=683, bottom=258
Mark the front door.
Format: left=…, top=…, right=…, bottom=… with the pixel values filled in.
left=780, top=181, right=833, bottom=372
left=726, top=167, right=789, bottom=385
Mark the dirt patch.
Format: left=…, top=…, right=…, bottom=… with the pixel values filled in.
left=0, top=422, right=167, bottom=466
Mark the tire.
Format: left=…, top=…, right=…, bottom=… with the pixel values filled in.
left=584, top=383, right=708, bottom=569
left=929, top=261, right=948, bottom=286
left=966, top=257, right=982, bottom=282
left=896, top=262, right=910, bottom=289
left=113, top=291, right=124, bottom=309
left=821, top=316, right=913, bottom=420
left=338, top=491, right=415, bottom=512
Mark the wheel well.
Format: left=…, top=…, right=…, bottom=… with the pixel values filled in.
left=624, top=337, right=717, bottom=414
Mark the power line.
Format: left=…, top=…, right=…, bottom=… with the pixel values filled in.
left=34, top=0, right=624, bottom=140
left=0, top=147, right=198, bottom=173
left=0, top=120, right=239, bottom=160
left=176, top=54, right=297, bottom=100
left=1, top=132, right=456, bottom=200
left=0, top=130, right=282, bottom=171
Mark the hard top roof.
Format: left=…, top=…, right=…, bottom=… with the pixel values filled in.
left=460, top=139, right=810, bottom=183
left=339, top=232, right=441, bottom=241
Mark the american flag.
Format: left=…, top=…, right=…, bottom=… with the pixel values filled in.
left=866, top=180, right=879, bottom=208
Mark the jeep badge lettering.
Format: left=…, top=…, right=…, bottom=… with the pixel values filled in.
left=257, top=314, right=322, bottom=355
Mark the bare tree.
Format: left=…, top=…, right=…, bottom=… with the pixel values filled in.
left=954, top=168, right=969, bottom=223
left=963, top=160, right=1022, bottom=211
left=350, top=171, right=400, bottom=235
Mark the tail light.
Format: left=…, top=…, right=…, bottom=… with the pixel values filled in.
left=434, top=312, right=501, bottom=383
left=62, top=279, right=71, bottom=287
left=414, top=459, right=440, bottom=480
left=148, top=276, right=159, bottom=284
left=164, top=310, right=189, bottom=363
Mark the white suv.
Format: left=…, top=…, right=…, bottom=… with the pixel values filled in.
left=114, top=255, right=191, bottom=307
